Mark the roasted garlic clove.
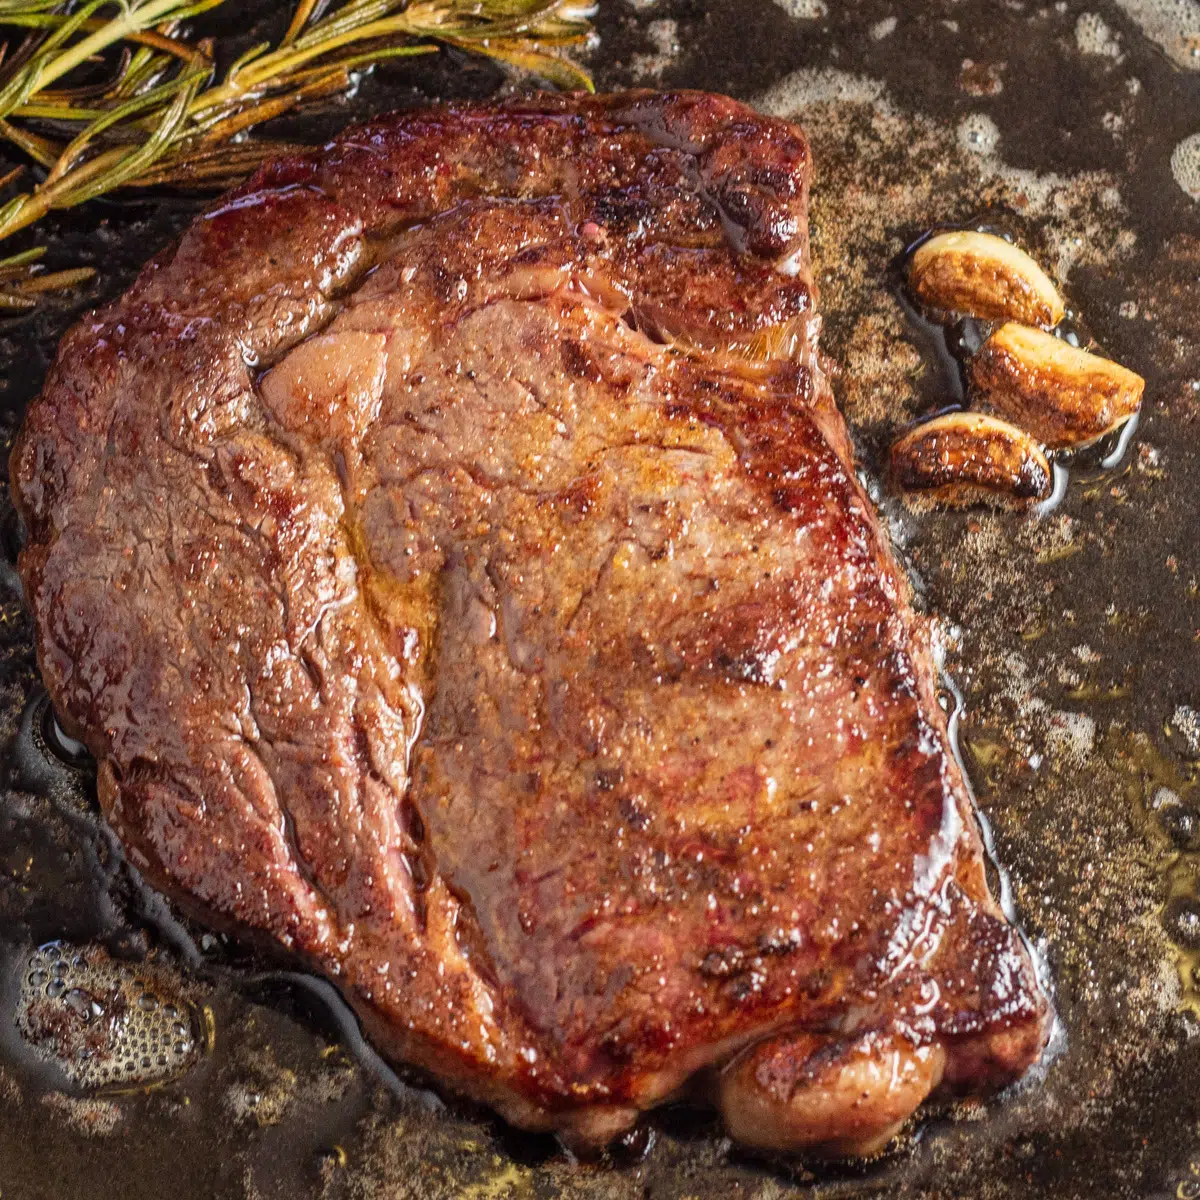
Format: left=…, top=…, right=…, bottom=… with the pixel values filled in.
left=969, top=322, right=1145, bottom=450
left=908, top=231, right=1065, bottom=327
left=890, top=412, right=1053, bottom=508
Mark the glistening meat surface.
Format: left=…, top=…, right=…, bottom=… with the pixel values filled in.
left=11, top=90, right=1051, bottom=1155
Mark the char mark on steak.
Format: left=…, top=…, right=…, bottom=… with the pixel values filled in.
left=11, top=90, right=1050, bottom=1156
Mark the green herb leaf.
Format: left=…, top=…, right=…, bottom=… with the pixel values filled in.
left=0, top=0, right=595, bottom=305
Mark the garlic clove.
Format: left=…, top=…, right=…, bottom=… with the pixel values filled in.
left=969, top=322, right=1144, bottom=450
left=908, top=231, right=1065, bottom=327
left=890, top=411, right=1053, bottom=508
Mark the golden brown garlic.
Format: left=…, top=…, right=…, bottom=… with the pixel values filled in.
left=969, top=322, right=1144, bottom=450
left=890, top=411, right=1053, bottom=508
left=908, top=231, right=1065, bottom=327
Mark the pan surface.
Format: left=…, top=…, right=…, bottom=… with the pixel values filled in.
left=1, top=2, right=1199, bottom=1196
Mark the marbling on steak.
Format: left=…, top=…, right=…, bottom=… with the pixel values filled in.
left=11, top=91, right=1050, bottom=1155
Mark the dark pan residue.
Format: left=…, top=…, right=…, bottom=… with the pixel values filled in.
left=1, top=2, right=1198, bottom=1197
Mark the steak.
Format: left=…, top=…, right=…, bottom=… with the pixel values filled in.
left=11, top=90, right=1051, bottom=1156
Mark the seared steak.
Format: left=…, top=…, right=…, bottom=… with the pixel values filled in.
left=11, top=91, right=1050, bottom=1155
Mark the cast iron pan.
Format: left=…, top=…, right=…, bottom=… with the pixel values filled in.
left=1, top=2, right=1199, bottom=1196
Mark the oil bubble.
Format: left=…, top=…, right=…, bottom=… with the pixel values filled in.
left=957, top=113, right=1000, bottom=156
left=1112, top=0, right=1200, bottom=72
left=34, top=696, right=92, bottom=769
left=1161, top=803, right=1200, bottom=850
left=1171, top=133, right=1200, bottom=200
left=755, top=68, right=890, bottom=116
left=772, top=0, right=827, bottom=18
left=1075, top=12, right=1123, bottom=57
left=16, top=943, right=205, bottom=1091
left=1163, top=895, right=1200, bottom=948
left=1166, top=703, right=1200, bottom=758
left=1150, top=787, right=1200, bottom=850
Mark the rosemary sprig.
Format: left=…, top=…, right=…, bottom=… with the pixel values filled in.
left=0, top=0, right=595, bottom=309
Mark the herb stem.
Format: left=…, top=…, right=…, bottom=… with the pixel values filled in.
left=0, top=0, right=594, bottom=306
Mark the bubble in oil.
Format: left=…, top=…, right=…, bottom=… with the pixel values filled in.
left=1112, top=1, right=1200, bottom=73
left=1165, top=895, right=1200, bottom=949
left=1171, top=133, right=1200, bottom=201
left=15, top=943, right=205, bottom=1091
left=1150, top=786, right=1200, bottom=851
left=957, top=113, right=1000, bottom=156
left=1166, top=703, right=1200, bottom=759
left=38, top=698, right=91, bottom=769
left=1075, top=11, right=1123, bottom=58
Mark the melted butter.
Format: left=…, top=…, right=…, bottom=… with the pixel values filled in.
left=1106, top=729, right=1200, bottom=1014
left=346, top=517, right=442, bottom=673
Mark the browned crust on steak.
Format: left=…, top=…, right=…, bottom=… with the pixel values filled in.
left=10, top=90, right=1050, bottom=1152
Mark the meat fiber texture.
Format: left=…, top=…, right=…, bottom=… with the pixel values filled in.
left=11, top=91, right=1050, bottom=1156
